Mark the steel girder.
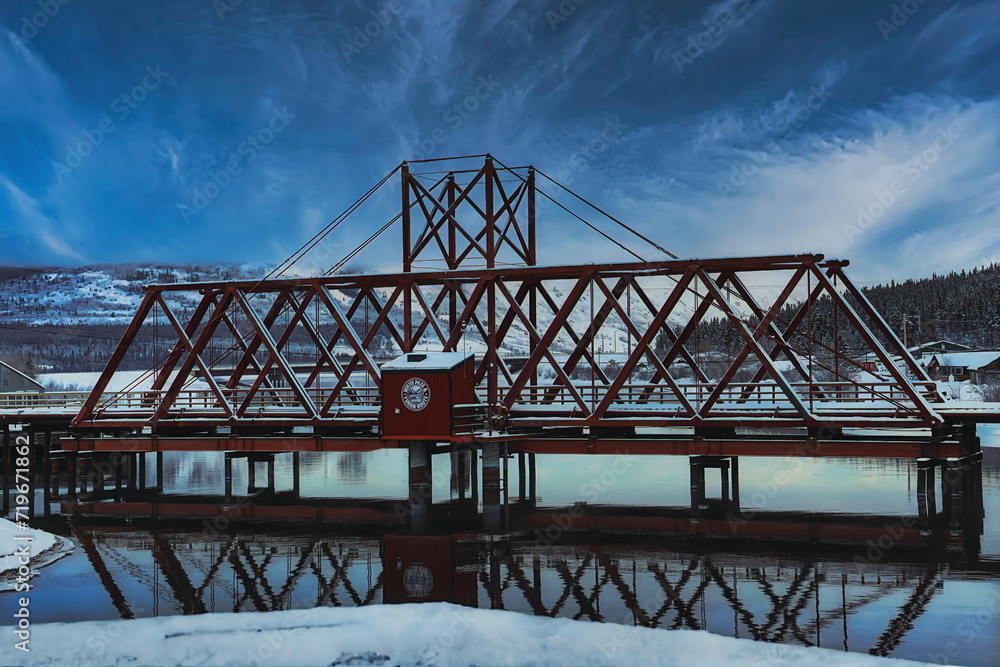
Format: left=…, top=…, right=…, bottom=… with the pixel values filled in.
left=72, top=253, right=944, bottom=432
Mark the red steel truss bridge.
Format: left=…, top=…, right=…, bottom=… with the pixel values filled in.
left=4, top=155, right=995, bottom=455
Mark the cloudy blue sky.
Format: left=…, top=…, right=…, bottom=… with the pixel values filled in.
left=1, top=0, right=998, bottom=280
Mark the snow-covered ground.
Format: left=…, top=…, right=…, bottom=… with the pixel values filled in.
left=0, top=602, right=927, bottom=667
left=37, top=370, right=152, bottom=392
left=0, top=519, right=73, bottom=592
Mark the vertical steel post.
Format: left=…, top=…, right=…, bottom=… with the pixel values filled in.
left=448, top=173, right=458, bottom=335
left=528, top=168, right=538, bottom=403
left=485, top=157, right=498, bottom=417
left=402, top=162, right=412, bottom=353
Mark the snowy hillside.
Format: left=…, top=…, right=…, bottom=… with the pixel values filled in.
left=0, top=264, right=267, bottom=326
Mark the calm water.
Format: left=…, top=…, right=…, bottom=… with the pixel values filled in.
left=3, top=428, right=999, bottom=666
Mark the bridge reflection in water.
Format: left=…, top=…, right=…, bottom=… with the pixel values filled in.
left=17, top=443, right=994, bottom=664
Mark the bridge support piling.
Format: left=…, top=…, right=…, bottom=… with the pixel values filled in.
left=292, top=452, right=300, bottom=497
left=114, top=452, right=124, bottom=493
left=517, top=452, right=526, bottom=502
left=79, top=455, right=88, bottom=496
left=247, top=457, right=256, bottom=492
left=156, top=451, right=164, bottom=491
left=959, top=423, right=980, bottom=459
left=407, top=441, right=433, bottom=533
left=127, top=452, right=137, bottom=492
left=224, top=453, right=233, bottom=499
left=138, top=452, right=146, bottom=491
left=450, top=445, right=472, bottom=501
left=67, top=453, right=77, bottom=500
left=528, top=452, right=536, bottom=505
left=917, top=459, right=939, bottom=527
left=690, top=455, right=740, bottom=515
left=481, top=442, right=505, bottom=531
left=471, top=447, right=479, bottom=505
left=969, top=460, right=984, bottom=525
left=94, top=453, right=104, bottom=495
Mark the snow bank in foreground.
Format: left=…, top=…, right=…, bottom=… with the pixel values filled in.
left=0, top=519, right=73, bottom=592
left=3, top=603, right=927, bottom=667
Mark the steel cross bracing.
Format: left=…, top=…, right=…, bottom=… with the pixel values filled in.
left=71, top=156, right=945, bottom=434
left=72, top=257, right=945, bottom=432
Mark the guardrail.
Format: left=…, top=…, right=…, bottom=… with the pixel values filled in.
left=1, top=380, right=940, bottom=416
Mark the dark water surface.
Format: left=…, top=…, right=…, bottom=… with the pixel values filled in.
left=3, top=428, right=999, bottom=666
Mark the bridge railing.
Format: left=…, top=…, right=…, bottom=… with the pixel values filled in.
left=85, top=386, right=383, bottom=413
left=0, top=391, right=91, bottom=411
left=510, top=381, right=941, bottom=412
left=1, top=379, right=940, bottom=417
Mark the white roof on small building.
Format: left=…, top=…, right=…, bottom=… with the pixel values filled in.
left=908, top=340, right=971, bottom=351
left=929, top=351, right=1000, bottom=369
left=381, top=352, right=472, bottom=371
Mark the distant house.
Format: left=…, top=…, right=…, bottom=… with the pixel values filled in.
left=855, top=340, right=971, bottom=378
left=907, top=340, right=971, bottom=359
left=0, top=361, right=44, bottom=393
left=927, top=351, right=1000, bottom=383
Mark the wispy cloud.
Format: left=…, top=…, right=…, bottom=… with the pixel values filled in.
left=0, top=174, right=85, bottom=261
left=0, top=0, right=996, bottom=284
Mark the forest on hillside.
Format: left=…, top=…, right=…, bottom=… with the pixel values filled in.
left=668, top=264, right=1000, bottom=378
